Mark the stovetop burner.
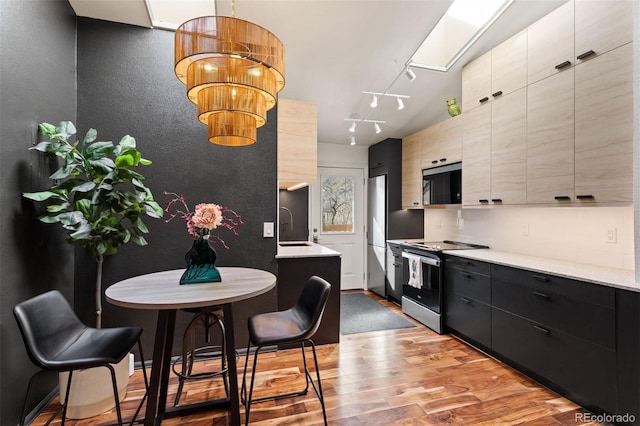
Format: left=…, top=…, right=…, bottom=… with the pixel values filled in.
left=404, top=240, right=488, bottom=252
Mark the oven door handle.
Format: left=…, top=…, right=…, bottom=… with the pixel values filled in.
left=402, top=252, right=441, bottom=267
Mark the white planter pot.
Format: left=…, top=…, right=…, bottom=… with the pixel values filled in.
left=58, top=353, right=131, bottom=419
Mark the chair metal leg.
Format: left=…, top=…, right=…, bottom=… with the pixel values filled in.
left=19, top=370, right=66, bottom=426
left=306, top=340, right=327, bottom=425
left=60, top=369, right=73, bottom=426
left=129, top=338, right=148, bottom=426
left=242, top=340, right=327, bottom=425
left=107, top=364, right=124, bottom=426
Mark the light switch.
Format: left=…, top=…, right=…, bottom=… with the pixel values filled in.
left=263, top=222, right=274, bottom=238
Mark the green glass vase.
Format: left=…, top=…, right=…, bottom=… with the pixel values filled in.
left=180, top=237, right=221, bottom=284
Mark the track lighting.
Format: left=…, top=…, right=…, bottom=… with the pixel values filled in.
left=374, top=122, right=381, bottom=134
left=344, top=118, right=386, bottom=135
left=397, top=97, right=404, bottom=110
left=370, top=94, right=378, bottom=108
left=362, top=92, right=410, bottom=110
left=349, top=122, right=356, bottom=133
left=350, top=135, right=356, bottom=146
left=405, top=66, right=416, bottom=81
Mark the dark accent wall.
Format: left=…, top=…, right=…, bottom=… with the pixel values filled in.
left=76, top=19, right=278, bottom=358
left=0, top=1, right=77, bottom=424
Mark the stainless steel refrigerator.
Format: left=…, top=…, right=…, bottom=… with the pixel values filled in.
left=367, top=175, right=387, bottom=297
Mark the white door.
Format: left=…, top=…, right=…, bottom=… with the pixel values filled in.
left=310, top=166, right=365, bottom=290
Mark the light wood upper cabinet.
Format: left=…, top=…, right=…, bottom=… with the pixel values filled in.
left=574, top=0, right=633, bottom=64
left=526, top=70, right=575, bottom=203
left=277, top=99, right=317, bottom=189
left=421, top=115, right=462, bottom=168
left=462, top=106, right=491, bottom=205
left=402, top=131, right=423, bottom=208
left=491, top=88, right=527, bottom=204
left=491, top=30, right=527, bottom=99
left=461, top=51, right=491, bottom=113
left=527, top=0, right=574, bottom=85
left=574, top=43, right=633, bottom=203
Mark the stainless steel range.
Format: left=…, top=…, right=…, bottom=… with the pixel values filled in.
left=401, top=240, right=487, bottom=333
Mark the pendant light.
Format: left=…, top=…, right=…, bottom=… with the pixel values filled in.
left=174, top=0, right=286, bottom=146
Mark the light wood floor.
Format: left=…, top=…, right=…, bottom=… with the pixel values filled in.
left=32, top=291, right=603, bottom=425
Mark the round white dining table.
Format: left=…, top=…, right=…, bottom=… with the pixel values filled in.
left=106, top=267, right=276, bottom=426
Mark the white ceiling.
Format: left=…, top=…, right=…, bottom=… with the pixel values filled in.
left=67, top=0, right=566, bottom=147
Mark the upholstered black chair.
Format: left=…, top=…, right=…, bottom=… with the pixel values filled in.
left=241, top=275, right=331, bottom=425
left=13, top=290, right=147, bottom=426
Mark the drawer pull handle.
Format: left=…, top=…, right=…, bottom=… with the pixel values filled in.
left=440, top=158, right=447, bottom=163
left=577, top=50, right=596, bottom=60
left=532, top=274, right=550, bottom=283
left=479, top=96, right=489, bottom=103
left=576, top=195, right=594, bottom=200
left=479, top=199, right=489, bottom=203
left=491, top=199, right=502, bottom=203
left=554, top=196, right=571, bottom=201
left=413, top=202, right=420, bottom=205
left=532, top=291, right=549, bottom=300
left=432, top=160, right=439, bottom=164
left=555, top=60, right=571, bottom=70
left=492, top=91, right=503, bottom=97
left=532, top=325, right=550, bottom=335
left=460, top=296, right=472, bottom=304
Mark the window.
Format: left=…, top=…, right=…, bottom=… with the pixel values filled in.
left=320, top=175, right=354, bottom=234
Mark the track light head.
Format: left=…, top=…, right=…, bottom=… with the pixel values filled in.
left=370, top=94, right=378, bottom=108
left=374, top=122, right=382, bottom=134
left=397, top=97, right=404, bottom=110
left=349, top=122, right=357, bottom=133
left=350, top=135, right=356, bottom=146
left=405, top=67, right=416, bottom=81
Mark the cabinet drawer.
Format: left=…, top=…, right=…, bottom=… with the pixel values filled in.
left=445, top=256, right=491, bottom=276
left=492, top=308, right=617, bottom=413
left=448, top=268, right=490, bottom=304
left=492, top=276, right=614, bottom=349
left=491, top=264, right=614, bottom=309
left=445, top=294, right=491, bottom=348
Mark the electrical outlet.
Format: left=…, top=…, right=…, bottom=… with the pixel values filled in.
left=606, top=227, right=617, bottom=244
left=263, top=222, right=274, bottom=238
left=521, top=224, right=529, bottom=236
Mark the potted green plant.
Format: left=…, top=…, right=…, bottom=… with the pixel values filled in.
left=23, top=121, right=163, bottom=418
left=24, top=121, right=163, bottom=328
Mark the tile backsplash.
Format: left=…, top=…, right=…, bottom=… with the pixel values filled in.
left=423, top=205, right=634, bottom=270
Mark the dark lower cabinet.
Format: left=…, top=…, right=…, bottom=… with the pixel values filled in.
left=492, top=308, right=617, bottom=414
left=276, top=255, right=341, bottom=346
left=444, top=257, right=491, bottom=349
left=443, top=254, right=639, bottom=424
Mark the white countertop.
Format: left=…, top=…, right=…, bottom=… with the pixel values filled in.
left=444, top=249, right=638, bottom=292
left=276, top=241, right=341, bottom=259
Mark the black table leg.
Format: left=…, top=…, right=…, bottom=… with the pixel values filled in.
left=145, top=309, right=177, bottom=426
left=223, top=304, right=241, bottom=425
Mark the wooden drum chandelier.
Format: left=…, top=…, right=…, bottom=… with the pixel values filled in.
left=174, top=7, right=285, bottom=146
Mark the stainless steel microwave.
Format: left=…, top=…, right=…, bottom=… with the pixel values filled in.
left=423, top=162, right=462, bottom=205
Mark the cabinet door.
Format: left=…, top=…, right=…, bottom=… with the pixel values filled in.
left=462, top=106, right=491, bottom=205
left=277, top=99, right=317, bottom=187
left=420, top=125, right=439, bottom=169
left=574, top=43, right=633, bottom=203
left=438, top=115, right=462, bottom=166
left=526, top=70, right=574, bottom=203
left=402, top=132, right=423, bottom=208
left=491, top=88, right=526, bottom=204
left=461, top=51, right=491, bottom=113
left=491, top=29, right=527, bottom=98
left=527, top=0, right=574, bottom=85
left=574, top=0, right=633, bottom=64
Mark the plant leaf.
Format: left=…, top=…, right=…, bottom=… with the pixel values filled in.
left=118, top=135, right=136, bottom=150
left=58, top=211, right=85, bottom=226
left=30, top=141, right=55, bottom=152
left=57, top=121, right=76, bottom=140
left=139, top=158, right=152, bottom=166
left=85, top=141, right=114, bottom=158
left=115, top=153, right=135, bottom=168
left=82, top=128, right=98, bottom=145
left=75, top=199, right=92, bottom=217
left=39, top=122, right=57, bottom=137
left=50, top=163, right=77, bottom=180
left=89, top=157, right=116, bottom=172
left=71, top=181, right=96, bottom=193
left=135, top=217, right=149, bottom=233
left=23, top=191, right=59, bottom=202
left=69, top=221, right=92, bottom=239
left=46, top=203, right=70, bottom=213
left=131, top=233, right=147, bottom=246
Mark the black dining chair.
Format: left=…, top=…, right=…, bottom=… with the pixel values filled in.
left=241, top=275, right=331, bottom=425
left=13, top=289, right=148, bottom=426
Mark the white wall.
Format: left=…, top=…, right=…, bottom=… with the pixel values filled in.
left=424, top=205, right=634, bottom=270
left=318, top=142, right=368, bottom=168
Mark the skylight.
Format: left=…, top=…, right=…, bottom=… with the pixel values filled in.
left=409, top=0, right=515, bottom=72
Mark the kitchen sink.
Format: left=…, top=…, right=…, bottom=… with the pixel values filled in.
left=278, top=241, right=312, bottom=247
